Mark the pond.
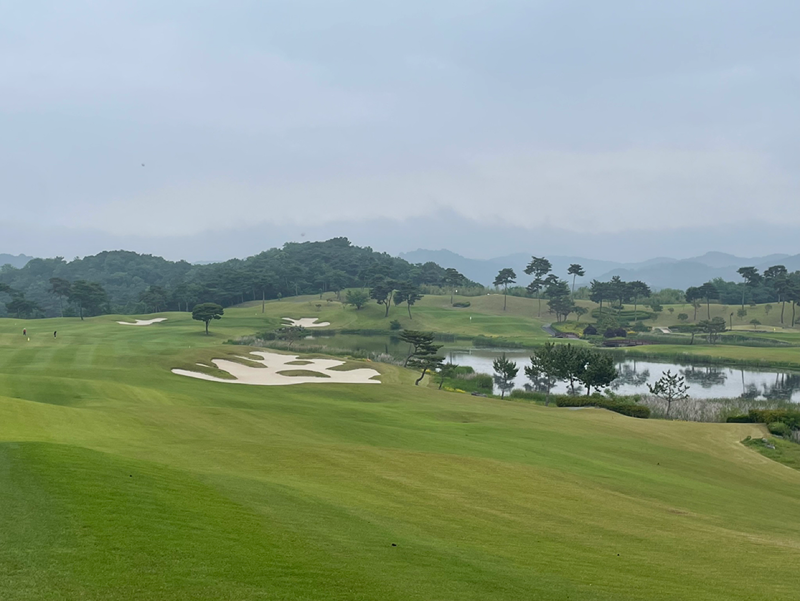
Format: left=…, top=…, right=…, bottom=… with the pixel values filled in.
left=293, top=334, right=800, bottom=402
left=447, top=349, right=800, bottom=402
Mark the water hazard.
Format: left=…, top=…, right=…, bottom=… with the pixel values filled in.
left=447, top=350, right=800, bottom=402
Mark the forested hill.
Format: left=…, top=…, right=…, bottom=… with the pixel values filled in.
left=0, top=238, right=479, bottom=318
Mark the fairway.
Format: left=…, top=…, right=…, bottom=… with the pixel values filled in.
left=2, top=307, right=800, bottom=600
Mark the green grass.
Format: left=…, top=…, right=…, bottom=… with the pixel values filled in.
left=743, top=436, right=800, bottom=471
left=2, top=303, right=800, bottom=599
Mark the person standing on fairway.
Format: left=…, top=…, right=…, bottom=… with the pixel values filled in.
left=23, top=328, right=26, bottom=336
left=54, top=331, right=57, bottom=338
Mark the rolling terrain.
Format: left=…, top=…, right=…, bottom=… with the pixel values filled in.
left=1, top=299, right=800, bottom=599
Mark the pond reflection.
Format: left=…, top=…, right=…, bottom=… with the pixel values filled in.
left=447, top=350, right=800, bottom=402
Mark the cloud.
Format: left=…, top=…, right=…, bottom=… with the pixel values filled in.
left=63, top=147, right=796, bottom=237
left=1, top=1, right=798, bottom=256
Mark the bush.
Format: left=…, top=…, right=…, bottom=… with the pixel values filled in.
left=390, top=320, right=402, bottom=330
left=473, top=374, right=494, bottom=392
left=444, top=371, right=493, bottom=394
left=554, top=396, right=650, bottom=418
left=452, top=301, right=471, bottom=308
left=768, top=422, right=793, bottom=437
left=726, top=414, right=751, bottom=423
left=583, top=324, right=598, bottom=336
left=726, top=409, right=800, bottom=430
left=509, top=389, right=547, bottom=402
left=603, top=327, right=627, bottom=338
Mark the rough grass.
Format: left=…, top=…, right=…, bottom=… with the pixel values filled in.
left=1, top=304, right=800, bottom=599
left=743, top=436, right=800, bottom=471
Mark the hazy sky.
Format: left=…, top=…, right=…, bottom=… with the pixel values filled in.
left=1, top=1, right=798, bottom=260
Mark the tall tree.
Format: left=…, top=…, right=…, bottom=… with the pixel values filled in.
left=524, top=257, right=552, bottom=316
left=399, top=330, right=438, bottom=367
left=647, top=370, right=690, bottom=418
left=685, top=286, right=702, bottom=321
left=567, top=263, right=585, bottom=298
left=48, top=277, right=72, bottom=317
left=545, top=278, right=574, bottom=322
left=138, top=285, right=168, bottom=313
left=788, top=275, right=800, bottom=327
left=698, top=282, right=718, bottom=320
left=525, top=343, right=558, bottom=404
left=736, top=266, right=761, bottom=310
left=369, top=279, right=396, bottom=318
left=192, top=303, right=224, bottom=335
left=697, top=317, right=726, bottom=343
left=70, top=280, right=109, bottom=320
left=408, top=347, right=444, bottom=386
left=608, top=276, right=629, bottom=313
left=443, top=268, right=464, bottom=305
left=494, top=268, right=517, bottom=312
left=628, top=281, right=651, bottom=320
left=5, top=293, right=42, bottom=319
left=764, top=265, right=789, bottom=325
left=345, top=289, right=369, bottom=310
left=589, top=280, right=610, bottom=313
left=548, top=344, right=588, bottom=394
left=492, top=354, right=519, bottom=399
left=578, top=352, right=617, bottom=396
left=393, top=282, right=423, bottom=319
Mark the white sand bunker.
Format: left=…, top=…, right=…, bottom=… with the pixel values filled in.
left=118, top=318, right=168, bottom=326
left=282, top=317, right=330, bottom=328
left=172, top=351, right=381, bottom=386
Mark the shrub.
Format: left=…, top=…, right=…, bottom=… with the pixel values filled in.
left=603, top=327, right=627, bottom=338
left=726, top=409, right=800, bottom=430
left=768, top=422, right=793, bottom=437
left=509, top=389, right=546, bottom=402
left=751, top=409, right=800, bottom=429
left=452, top=301, right=471, bottom=308
left=583, top=324, right=598, bottom=336
left=390, top=320, right=402, bottom=330
left=474, top=373, right=494, bottom=392
left=554, top=396, right=650, bottom=418
left=726, top=414, right=751, bottom=423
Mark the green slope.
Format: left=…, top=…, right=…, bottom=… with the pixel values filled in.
left=1, top=306, right=799, bottom=600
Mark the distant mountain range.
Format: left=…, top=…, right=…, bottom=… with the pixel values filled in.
left=0, top=254, right=34, bottom=269
left=399, top=249, right=800, bottom=290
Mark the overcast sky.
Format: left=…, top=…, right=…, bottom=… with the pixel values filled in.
left=1, top=1, right=798, bottom=261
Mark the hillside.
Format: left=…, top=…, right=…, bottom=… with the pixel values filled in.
left=0, top=253, right=34, bottom=269
left=2, top=303, right=800, bottom=599
left=0, top=239, right=480, bottom=318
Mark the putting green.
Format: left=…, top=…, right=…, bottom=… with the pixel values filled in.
left=1, top=306, right=799, bottom=600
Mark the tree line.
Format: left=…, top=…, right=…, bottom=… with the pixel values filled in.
left=490, top=256, right=800, bottom=328
left=0, top=238, right=480, bottom=319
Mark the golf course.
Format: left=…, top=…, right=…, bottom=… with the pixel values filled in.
left=2, top=297, right=800, bottom=600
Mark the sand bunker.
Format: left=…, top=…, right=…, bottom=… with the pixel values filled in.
left=172, top=351, right=381, bottom=386
left=118, top=318, right=168, bottom=326
left=282, top=317, right=330, bottom=328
